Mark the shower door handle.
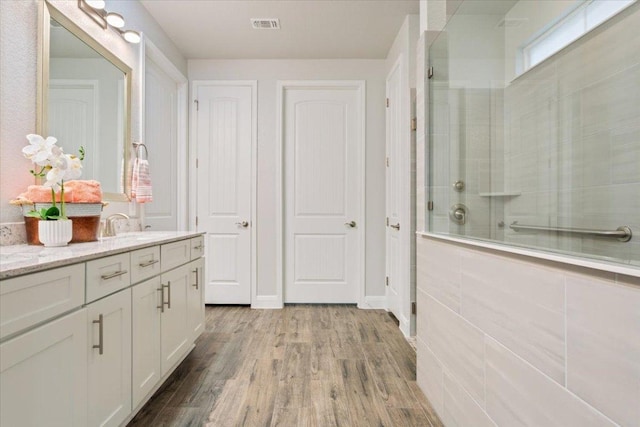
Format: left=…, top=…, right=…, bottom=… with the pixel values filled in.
left=449, top=204, right=468, bottom=225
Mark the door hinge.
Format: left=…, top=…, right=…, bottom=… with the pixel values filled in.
left=195, top=216, right=198, bottom=226
left=196, top=158, right=199, bottom=168
left=385, top=276, right=389, bottom=287
left=427, top=201, right=434, bottom=211
left=386, top=98, right=389, bottom=108
left=428, top=66, right=434, bottom=79
left=386, top=157, right=390, bottom=167
left=411, top=302, right=417, bottom=315
left=194, top=99, right=199, bottom=111
left=411, top=117, right=417, bottom=131
left=386, top=217, right=389, bottom=226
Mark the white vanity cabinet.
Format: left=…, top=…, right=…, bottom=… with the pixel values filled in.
left=0, top=308, right=88, bottom=427
left=159, top=261, right=192, bottom=375
left=0, top=232, right=205, bottom=427
left=86, top=288, right=132, bottom=427
left=187, top=257, right=205, bottom=341
left=132, top=276, right=162, bottom=408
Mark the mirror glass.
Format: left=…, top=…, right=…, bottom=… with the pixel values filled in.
left=41, top=3, right=131, bottom=201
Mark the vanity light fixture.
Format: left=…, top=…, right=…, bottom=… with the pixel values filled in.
left=105, top=12, right=125, bottom=28
left=122, top=30, right=141, bottom=44
left=78, top=0, right=140, bottom=44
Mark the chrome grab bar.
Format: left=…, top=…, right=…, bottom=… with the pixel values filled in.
left=509, top=222, right=632, bottom=242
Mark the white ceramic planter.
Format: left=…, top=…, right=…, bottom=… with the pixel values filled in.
left=38, top=219, right=73, bottom=247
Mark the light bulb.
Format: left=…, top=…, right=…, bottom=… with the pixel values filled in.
left=123, top=30, right=141, bottom=44
left=105, top=12, right=125, bottom=28
left=85, top=0, right=105, bottom=10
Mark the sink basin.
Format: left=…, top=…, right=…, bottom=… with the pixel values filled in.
left=117, top=232, right=173, bottom=241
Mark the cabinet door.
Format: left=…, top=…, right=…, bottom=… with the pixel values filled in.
left=132, top=276, right=162, bottom=408
left=87, top=289, right=132, bottom=427
left=187, top=258, right=205, bottom=342
left=1, top=309, right=88, bottom=427
left=160, top=264, right=190, bottom=375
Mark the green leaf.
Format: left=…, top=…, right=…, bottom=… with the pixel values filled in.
left=45, top=206, right=60, bottom=218
left=25, top=210, right=43, bottom=219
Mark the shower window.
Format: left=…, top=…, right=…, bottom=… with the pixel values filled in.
left=426, top=0, right=640, bottom=267
left=520, top=0, right=637, bottom=74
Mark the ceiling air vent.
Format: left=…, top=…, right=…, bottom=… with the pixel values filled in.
left=250, top=18, right=280, bottom=30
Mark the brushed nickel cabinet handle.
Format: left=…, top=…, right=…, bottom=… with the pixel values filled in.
left=192, top=268, right=199, bottom=289
left=93, top=314, right=104, bottom=355
left=390, top=223, right=400, bottom=230
left=157, top=287, right=165, bottom=313
left=139, top=259, right=159, bottom=268
left=101, top=270, right=128, bottom=280
left=344, top=221, right=357, bottom=228
left=193, top=245, right=203, bottom=251
left=163, top=281, right=171, bottom=309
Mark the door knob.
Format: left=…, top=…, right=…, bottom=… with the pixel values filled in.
left=449, top=204, right=468, bottom=225
left=235, top=221, right=249, bottom=228
left=390, top=223, right=400, bottom=230
left=344, top=221, right=357, bottom=228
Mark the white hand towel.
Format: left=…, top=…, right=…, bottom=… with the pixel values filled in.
left=132, top=158, right=153, bottom=203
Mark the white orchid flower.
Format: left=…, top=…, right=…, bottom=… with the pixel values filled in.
left=22, top=134, right=58, bottom=166
left=63, top=154, right=83, bottom=180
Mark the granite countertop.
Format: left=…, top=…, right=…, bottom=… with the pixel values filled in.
left=0, top=231, right=205, bottom=280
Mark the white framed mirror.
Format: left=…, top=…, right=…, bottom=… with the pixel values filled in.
left=38, top=1, right=132, bottom=202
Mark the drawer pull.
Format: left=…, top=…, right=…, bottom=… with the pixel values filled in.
left=157, top=287, right=165, bottom=313
left=163, top=282, right=171, bottom=309
left=193, top=245, right=203, bottom=251
left=192, top=268, right=199, bottom=290
left=139, top=259, right=159, bottom=268
left=93, top=314, right=104, bottom=355
left=101, top=270, right=128, bottom=280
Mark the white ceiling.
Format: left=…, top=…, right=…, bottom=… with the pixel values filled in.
left=140, top=0, right=419, bottom=59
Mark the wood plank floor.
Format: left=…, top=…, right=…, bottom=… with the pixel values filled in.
left=128, top=305, right=443, bottom=427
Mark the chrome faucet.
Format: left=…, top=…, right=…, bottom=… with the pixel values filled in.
left=103, top=213, right=130, bottom=237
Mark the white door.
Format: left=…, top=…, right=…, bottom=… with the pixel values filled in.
left=283, top=83, right=364, bottom=303
left=195, top=83, right=254, bottom=305
left=49, top=81, right=98, bottom=179
left=386, top=61, right=403, bottom=322
left=144, top=57, right=178, bottom=230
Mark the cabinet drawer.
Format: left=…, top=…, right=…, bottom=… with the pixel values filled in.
left=86, top=253, right=131, bottom=303
left=190, top=235, right=204, bottom=260
left=0, top=264, right=85, bottom=340
left=130, top=246, right=161, bottom=284
left=161, top=240, right=190, bottom=272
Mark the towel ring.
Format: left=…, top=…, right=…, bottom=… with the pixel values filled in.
left=133, top=142, right=148, bottom=160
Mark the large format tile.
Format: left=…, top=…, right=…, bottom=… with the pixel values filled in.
left=460, top=250, right=566, bottom=384
left=442, top=372, right=496, bottom=427
left=416, top=335, right=444, bottom=416
left=424, top=294, right=485, bottom=404
left=566, top=273, right=640, bottom=427
left=485, top=337, right=617, bottom=427
left=418, top=239, right=462, bottom=312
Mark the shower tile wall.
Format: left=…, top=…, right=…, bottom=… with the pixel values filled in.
left=503, top=5, right=640, bottom=263
left=417, top=236, right=640, bottom=427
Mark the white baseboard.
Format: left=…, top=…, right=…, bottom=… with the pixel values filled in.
left=251, top=295, right=283, bottom=309
left=359, top=296, right=387, bottom=309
